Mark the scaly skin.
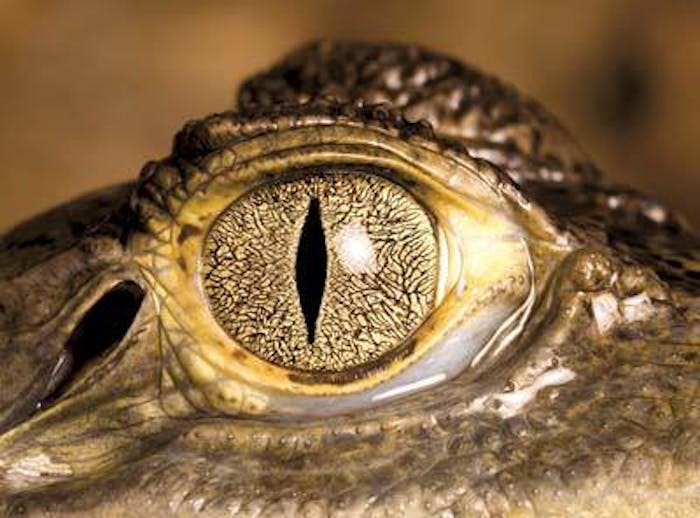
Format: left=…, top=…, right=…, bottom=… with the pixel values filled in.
left=0, top=42, right=698, bottom=516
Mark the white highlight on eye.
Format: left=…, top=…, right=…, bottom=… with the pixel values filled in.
left=468, top=367, right=576, bottom=419
left=372, top=372, right=447, bottom=402
left=333, top=220, right=377, bottom=275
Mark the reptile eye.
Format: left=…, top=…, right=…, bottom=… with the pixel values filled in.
left=134, top=113, right=555, bottom=417
left=202, top=172, right=438, bottom=374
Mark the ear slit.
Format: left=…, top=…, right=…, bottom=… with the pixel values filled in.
left=39, top=280, right=145, bottom=408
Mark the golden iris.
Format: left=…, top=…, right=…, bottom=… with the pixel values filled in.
left=202, top=169, right=438, bottom=373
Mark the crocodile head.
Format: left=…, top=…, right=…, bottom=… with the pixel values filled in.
left=1, top=42, right=698, bottom=516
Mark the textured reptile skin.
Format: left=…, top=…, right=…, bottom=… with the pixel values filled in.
left=0, top=42, right=698, bottom=516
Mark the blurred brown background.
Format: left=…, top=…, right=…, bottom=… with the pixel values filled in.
left=1, top=0, right=698, bottom=231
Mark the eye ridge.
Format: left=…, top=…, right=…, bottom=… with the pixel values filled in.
left=295, top=197, right=327, bottom=344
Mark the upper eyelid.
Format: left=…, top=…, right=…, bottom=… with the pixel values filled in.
left=136, top=108, right=537, bottom=229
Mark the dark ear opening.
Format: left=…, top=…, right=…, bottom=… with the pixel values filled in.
left=39, top=280, right=145, bottom=408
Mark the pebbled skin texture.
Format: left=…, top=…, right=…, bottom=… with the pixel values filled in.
left=0, top=42, right=698, bottom=516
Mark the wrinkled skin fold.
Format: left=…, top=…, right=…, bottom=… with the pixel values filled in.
left=0, top=42, right=699, bottom=516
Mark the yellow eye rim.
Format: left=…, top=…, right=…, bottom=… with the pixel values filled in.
left=132, top=123, right=561, bottom=415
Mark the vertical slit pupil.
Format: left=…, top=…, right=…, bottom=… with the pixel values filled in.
left=296, top=198, right=327, bottom=344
